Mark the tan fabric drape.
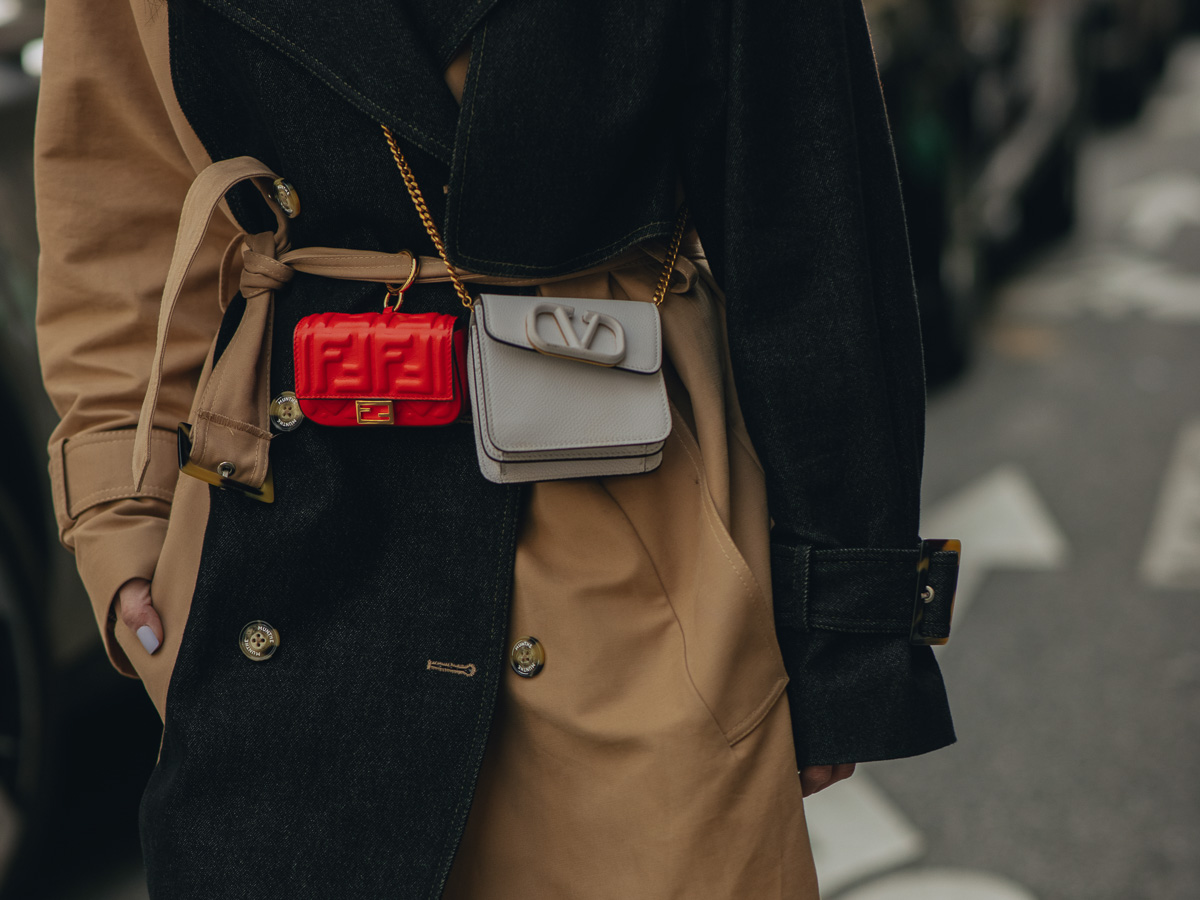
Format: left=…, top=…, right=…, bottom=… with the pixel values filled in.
left=443, top=252, right=819, bottom=899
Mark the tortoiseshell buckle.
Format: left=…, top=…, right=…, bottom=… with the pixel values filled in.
left=910, top=538, right=961, bottom=646
left=176, top=423, right=275, bottom=503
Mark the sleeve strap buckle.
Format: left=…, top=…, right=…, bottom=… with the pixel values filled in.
left=910, top=539, right=961, bottom=646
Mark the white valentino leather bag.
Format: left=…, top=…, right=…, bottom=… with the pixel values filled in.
left=382, top=125, right=688, bottom=484
left=467, top=294, right=672, bottom=483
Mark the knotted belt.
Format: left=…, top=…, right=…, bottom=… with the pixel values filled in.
left=132, top=156, right=697, bottom=497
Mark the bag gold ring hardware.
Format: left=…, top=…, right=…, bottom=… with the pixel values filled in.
left=382, top=252, right=420, bottom=311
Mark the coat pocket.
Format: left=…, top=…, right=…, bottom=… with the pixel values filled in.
left=670, top=416, right=789, bottom=745
left=600, top=402, right=790, bottom=748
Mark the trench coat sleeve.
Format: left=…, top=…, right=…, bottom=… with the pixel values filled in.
left=35, top=0, right=232, bottom=675
left=677, top=0, right=955, bottom=765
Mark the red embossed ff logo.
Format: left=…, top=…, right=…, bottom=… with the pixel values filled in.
left=354, top=400, right=394, bottom=424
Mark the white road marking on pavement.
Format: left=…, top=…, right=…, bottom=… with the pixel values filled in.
left=837, top=868, right=1038, bottom=900
left=1140, top=419, right=1200, bottom=589
left=1000, top=250, right=1200, bottom=321
left=922, top=464, right=1069, bottom=621
left=804, top=465, right=1059, bottom=896
left=805, top=774, right=924, bottom=897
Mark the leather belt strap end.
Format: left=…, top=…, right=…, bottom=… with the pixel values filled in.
left=132, top=156, right=289, bottom=491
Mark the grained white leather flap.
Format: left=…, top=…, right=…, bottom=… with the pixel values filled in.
left=475, top=293, right=662, bottom=374
left=469, top=313, right=671, bottom=456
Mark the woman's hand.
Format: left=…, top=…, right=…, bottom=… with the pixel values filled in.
left=800, top=763, right=856, bottom=797
left=117, top=577, right=163, bottom=655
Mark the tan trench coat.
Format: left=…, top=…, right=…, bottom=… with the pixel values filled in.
left=37, top=1, right=819, bottom=895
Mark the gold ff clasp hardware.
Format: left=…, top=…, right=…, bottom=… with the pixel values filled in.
left=355, top=400, right=394, bottom=424
left=383, top=251, right=420, bottom=311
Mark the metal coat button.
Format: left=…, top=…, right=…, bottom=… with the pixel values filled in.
left=272, top=178, right=301, bottom=218
left=270, top=391, right=304, bottom=432
left=239, top=621, right=280, bottom=661
left=510, top=637, right=544, bottom=678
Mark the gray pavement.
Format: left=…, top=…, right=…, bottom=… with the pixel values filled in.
left=36, top=38, right=1200, bottom=900
left=809, top=39, right=1200, bottom=900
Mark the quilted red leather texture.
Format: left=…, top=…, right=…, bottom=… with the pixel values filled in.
left=293, top=310, right=467, bottom=426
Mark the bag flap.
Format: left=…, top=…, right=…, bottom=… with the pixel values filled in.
left=475, top=293, right=662, bottom=374
left=294, top=311, right=458, bottom=401
left=468, top=316, right=672, bottom=455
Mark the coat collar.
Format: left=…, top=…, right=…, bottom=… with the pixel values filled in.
left=197, top=0, right=500, bottom=165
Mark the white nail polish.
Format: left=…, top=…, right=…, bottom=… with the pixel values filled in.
left=136, top=625, right=161, bottom=655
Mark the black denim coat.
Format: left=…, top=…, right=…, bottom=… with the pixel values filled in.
left=142, top=0, right=957, bottom=896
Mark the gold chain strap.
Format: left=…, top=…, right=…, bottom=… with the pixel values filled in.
left=383, top=126, right=475, bottom=309
left=382, top=125, right=688, bottom=309
left=652, top=200, right=690, bottom=307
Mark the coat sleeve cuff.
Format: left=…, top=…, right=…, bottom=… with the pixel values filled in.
left=771, top=539, right=959, bottom=766
left=49, top=428, right=180, bottom=676
left=48, top=429, right=178, bottom=543
left=72, top=499, right=171, bottom=677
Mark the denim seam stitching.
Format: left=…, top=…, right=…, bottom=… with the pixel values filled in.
left=454, top=220, right=676, bottom=273
left=800, top=544, right=811, bottom=630
left=441, top=0, right=496, bottom=67
left=451, top=23, right=485, bottom=255
left=433, top=485, right=517, bottom=897
left=202, top=0, right=452, bottom=159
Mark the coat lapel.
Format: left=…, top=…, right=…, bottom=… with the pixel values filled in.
left=196, top=0, right=501, bottom=165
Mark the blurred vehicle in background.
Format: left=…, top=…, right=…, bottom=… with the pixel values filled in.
left=867, top=0, right=1090, bottom=381
left=865, top=0, right=1190, bottom=382
left=1085, top=0, right=1185, bottom=123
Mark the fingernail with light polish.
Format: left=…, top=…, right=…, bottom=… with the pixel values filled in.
left=136, top=625, right=161, bottom=655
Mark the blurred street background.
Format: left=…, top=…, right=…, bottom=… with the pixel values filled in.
left=2, top=1, right=1199, bottom=898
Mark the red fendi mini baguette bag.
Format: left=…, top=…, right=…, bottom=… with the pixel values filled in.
left=292, top=306, right=468, bottom=426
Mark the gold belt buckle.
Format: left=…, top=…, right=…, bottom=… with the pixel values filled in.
left=176, top=423, right=275, bottom=503
left=910, top=538, right=960, bottom=645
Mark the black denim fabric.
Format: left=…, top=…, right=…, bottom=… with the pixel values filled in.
left=149, top=0, right=955, bottom=894
left=771, top=544, right=956, bottom=763
left=143, top=274, right=525, bottom=900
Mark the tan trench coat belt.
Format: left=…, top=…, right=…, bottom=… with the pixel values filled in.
left=127, top=156, right=697, bottom=500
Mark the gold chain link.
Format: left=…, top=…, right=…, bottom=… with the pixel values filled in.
left=383, top=125, right=475, bottom=309
left=652, top=199, right=690, bottom=307
left=382, top=125, right=688, bottom=311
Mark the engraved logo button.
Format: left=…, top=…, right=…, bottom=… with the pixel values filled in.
left=272, top=178, right=300, bottom=218
left=270, top=391, right=305, bottom=432
left=239, top=621, right=280, bottom=661
left=510, top=636, right=545, bottom=678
